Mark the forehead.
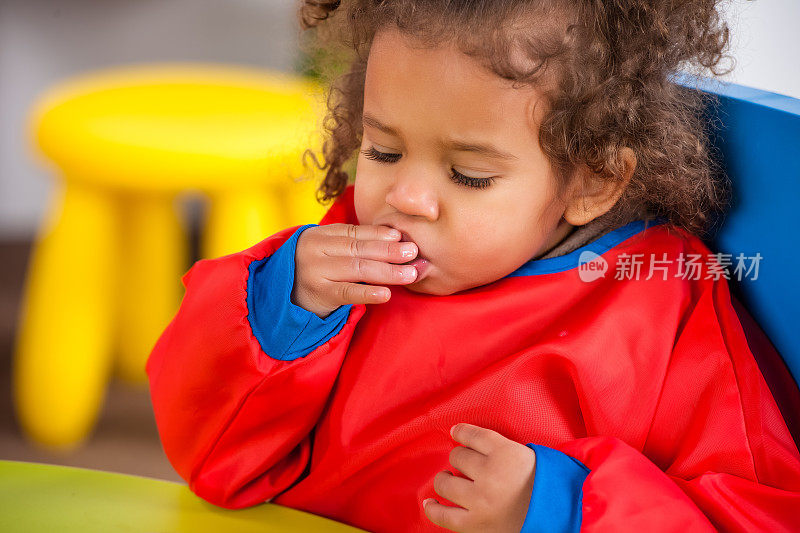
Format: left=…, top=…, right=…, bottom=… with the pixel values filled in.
left=364, top=27, right=546, bottom=144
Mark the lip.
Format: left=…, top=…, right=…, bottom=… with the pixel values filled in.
left=404, top=257, right=431, bottom=281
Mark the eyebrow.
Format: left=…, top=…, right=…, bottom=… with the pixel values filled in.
left=362, top=112, right=519, bottom=162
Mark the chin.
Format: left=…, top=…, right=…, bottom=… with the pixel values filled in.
left=403, top=281, right=440, bottom=295
left=403, top=277, right=463, bottom=296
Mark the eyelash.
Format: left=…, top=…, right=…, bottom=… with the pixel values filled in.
left=359, top=147, right=495, bottom=190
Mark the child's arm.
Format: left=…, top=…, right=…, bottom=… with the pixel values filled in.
left=522, top=277, right=800, bottom=532
left=145, top=223, right=364, bottom=509
left=146, top=190, right=416, bottom=510
left=147, top=186, right=394, bottom=508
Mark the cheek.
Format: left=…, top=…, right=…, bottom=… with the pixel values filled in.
left=449, top=218, right=510, bottom=266
left=515, top=183, right=564, bottom=234
left=353, top=170, right=382, bottom=225
left=455, top=200, right=552, bottom=264
left=353, top=185, right=368, bottom=225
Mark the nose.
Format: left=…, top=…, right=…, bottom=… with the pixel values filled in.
left=385, top=173, right=440, bottom=221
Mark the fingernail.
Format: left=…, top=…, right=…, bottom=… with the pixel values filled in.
left=400, top=243, right=417, bottom=259
left=385, top=229, right=402, bottom=239
left=423, top=498, right=435, bottom=507
left=375, top=288, right=390, bottom=300
left=450, top=424, right=457, bottom=438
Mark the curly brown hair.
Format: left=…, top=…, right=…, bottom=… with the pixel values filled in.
left=298, top=0, right=733, bottom=235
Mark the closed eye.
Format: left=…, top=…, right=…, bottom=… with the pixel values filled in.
left=360, top=146, right=401, bottom=163
left=359, top=146, right=495, bottom=190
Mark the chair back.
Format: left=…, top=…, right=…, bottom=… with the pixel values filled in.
left=681, top=76, right=800, bottom=442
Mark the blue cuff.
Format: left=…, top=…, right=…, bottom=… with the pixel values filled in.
left=246, top=224, right=352, bottom=361
left=520, top=444, right=590, bottom=533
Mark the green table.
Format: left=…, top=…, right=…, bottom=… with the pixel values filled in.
left=0, top=460, right=366, bottom=532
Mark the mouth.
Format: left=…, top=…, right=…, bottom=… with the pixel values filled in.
left=401, top=256, right=431, bottom=277
left=388, top=227, right=432, bottom=279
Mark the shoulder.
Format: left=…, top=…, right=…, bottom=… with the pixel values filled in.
left=601, top=220, right=728, bottom=297
left=318, top=184, right=359, bottom=226
left=613, top=221, right=733, bottom=288
left=536, top=219, right=731, bottom=319
left=509, top=218, right=715, bottom=283
left=612, top=220, right=711, bottom=259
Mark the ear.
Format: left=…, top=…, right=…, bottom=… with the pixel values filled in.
left=563, top=147, right=636, bottom=226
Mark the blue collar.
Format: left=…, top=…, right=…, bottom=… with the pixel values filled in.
left=506, top=218, right=668, bottom=277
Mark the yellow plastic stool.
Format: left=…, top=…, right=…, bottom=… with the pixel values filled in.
left=14, top=63, right=330, bottom=449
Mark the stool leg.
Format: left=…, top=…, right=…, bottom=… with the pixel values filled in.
left=13, top=181, right=118, bottom=449
left=203, top=188, right=286, bottom=259
left=116, top=194, right=186, bottom=383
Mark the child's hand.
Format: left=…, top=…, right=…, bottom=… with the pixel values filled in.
left=423, top=423, right=537, bottom=533
left=291, top=223, right=419, bottom=318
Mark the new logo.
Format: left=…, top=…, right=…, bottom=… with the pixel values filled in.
left=578, top=251, right=608, bottom=282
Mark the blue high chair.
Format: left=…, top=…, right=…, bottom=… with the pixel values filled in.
left=682, top=76, right=800, bottom=445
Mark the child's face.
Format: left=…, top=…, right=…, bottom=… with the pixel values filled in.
left=355, top=27, right=573, bottom=295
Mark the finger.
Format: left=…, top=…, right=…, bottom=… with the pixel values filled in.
left=328, top=281, right=392, bottom=306
left=433, top=470, right=475, bottom=510
left=450, top=423, right=500, bottom=456
left=449, top=446, right=486, bottom=481
left=325, top=256, right=418, bottom=285
left=422, top=498, right=470, bottom=532
left=317, top=223, right=401, bottom=242
left=320, top=236, right=418, bottom=264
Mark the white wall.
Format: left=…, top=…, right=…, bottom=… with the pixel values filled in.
left=716, top=0, right=800, bottom=99
left=0, top=0, right=798, bottom=238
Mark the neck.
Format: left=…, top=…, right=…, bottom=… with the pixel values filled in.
left=535, top=218, right=576, bottom=259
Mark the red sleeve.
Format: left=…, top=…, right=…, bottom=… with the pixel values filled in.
left=556, top=277, right=800, bottom=532
left=146, top=190, right=363, bottom=509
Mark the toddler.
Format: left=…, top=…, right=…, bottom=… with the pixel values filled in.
left=146, top=0, right=800, bottom=531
